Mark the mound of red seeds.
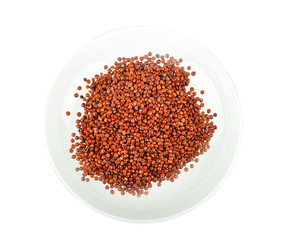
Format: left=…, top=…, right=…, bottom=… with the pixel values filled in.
left=68, top=53, right=217, bottom=197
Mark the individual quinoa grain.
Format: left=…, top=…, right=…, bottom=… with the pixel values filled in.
left=67, top=52, right=217, bottom=197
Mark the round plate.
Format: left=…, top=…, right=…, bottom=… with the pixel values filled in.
left=45, top=27, right=241, bottom=222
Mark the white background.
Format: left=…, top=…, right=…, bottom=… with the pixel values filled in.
left=1, top=0, right=287, bottom=239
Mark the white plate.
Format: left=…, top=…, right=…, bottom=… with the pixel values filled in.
left=45, top=27, right=242, bottom=222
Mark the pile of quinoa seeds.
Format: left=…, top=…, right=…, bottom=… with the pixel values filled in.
left=66, top=52, right=217, bottom=197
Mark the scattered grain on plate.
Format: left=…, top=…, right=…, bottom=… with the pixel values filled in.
left=67, top=52, right=217, bottom=197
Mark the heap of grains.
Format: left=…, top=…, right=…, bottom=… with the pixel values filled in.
left=67, top=52, right=217, bottom=197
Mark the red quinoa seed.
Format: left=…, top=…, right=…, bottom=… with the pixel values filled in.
left=67, top=53, right=217, bottom=197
